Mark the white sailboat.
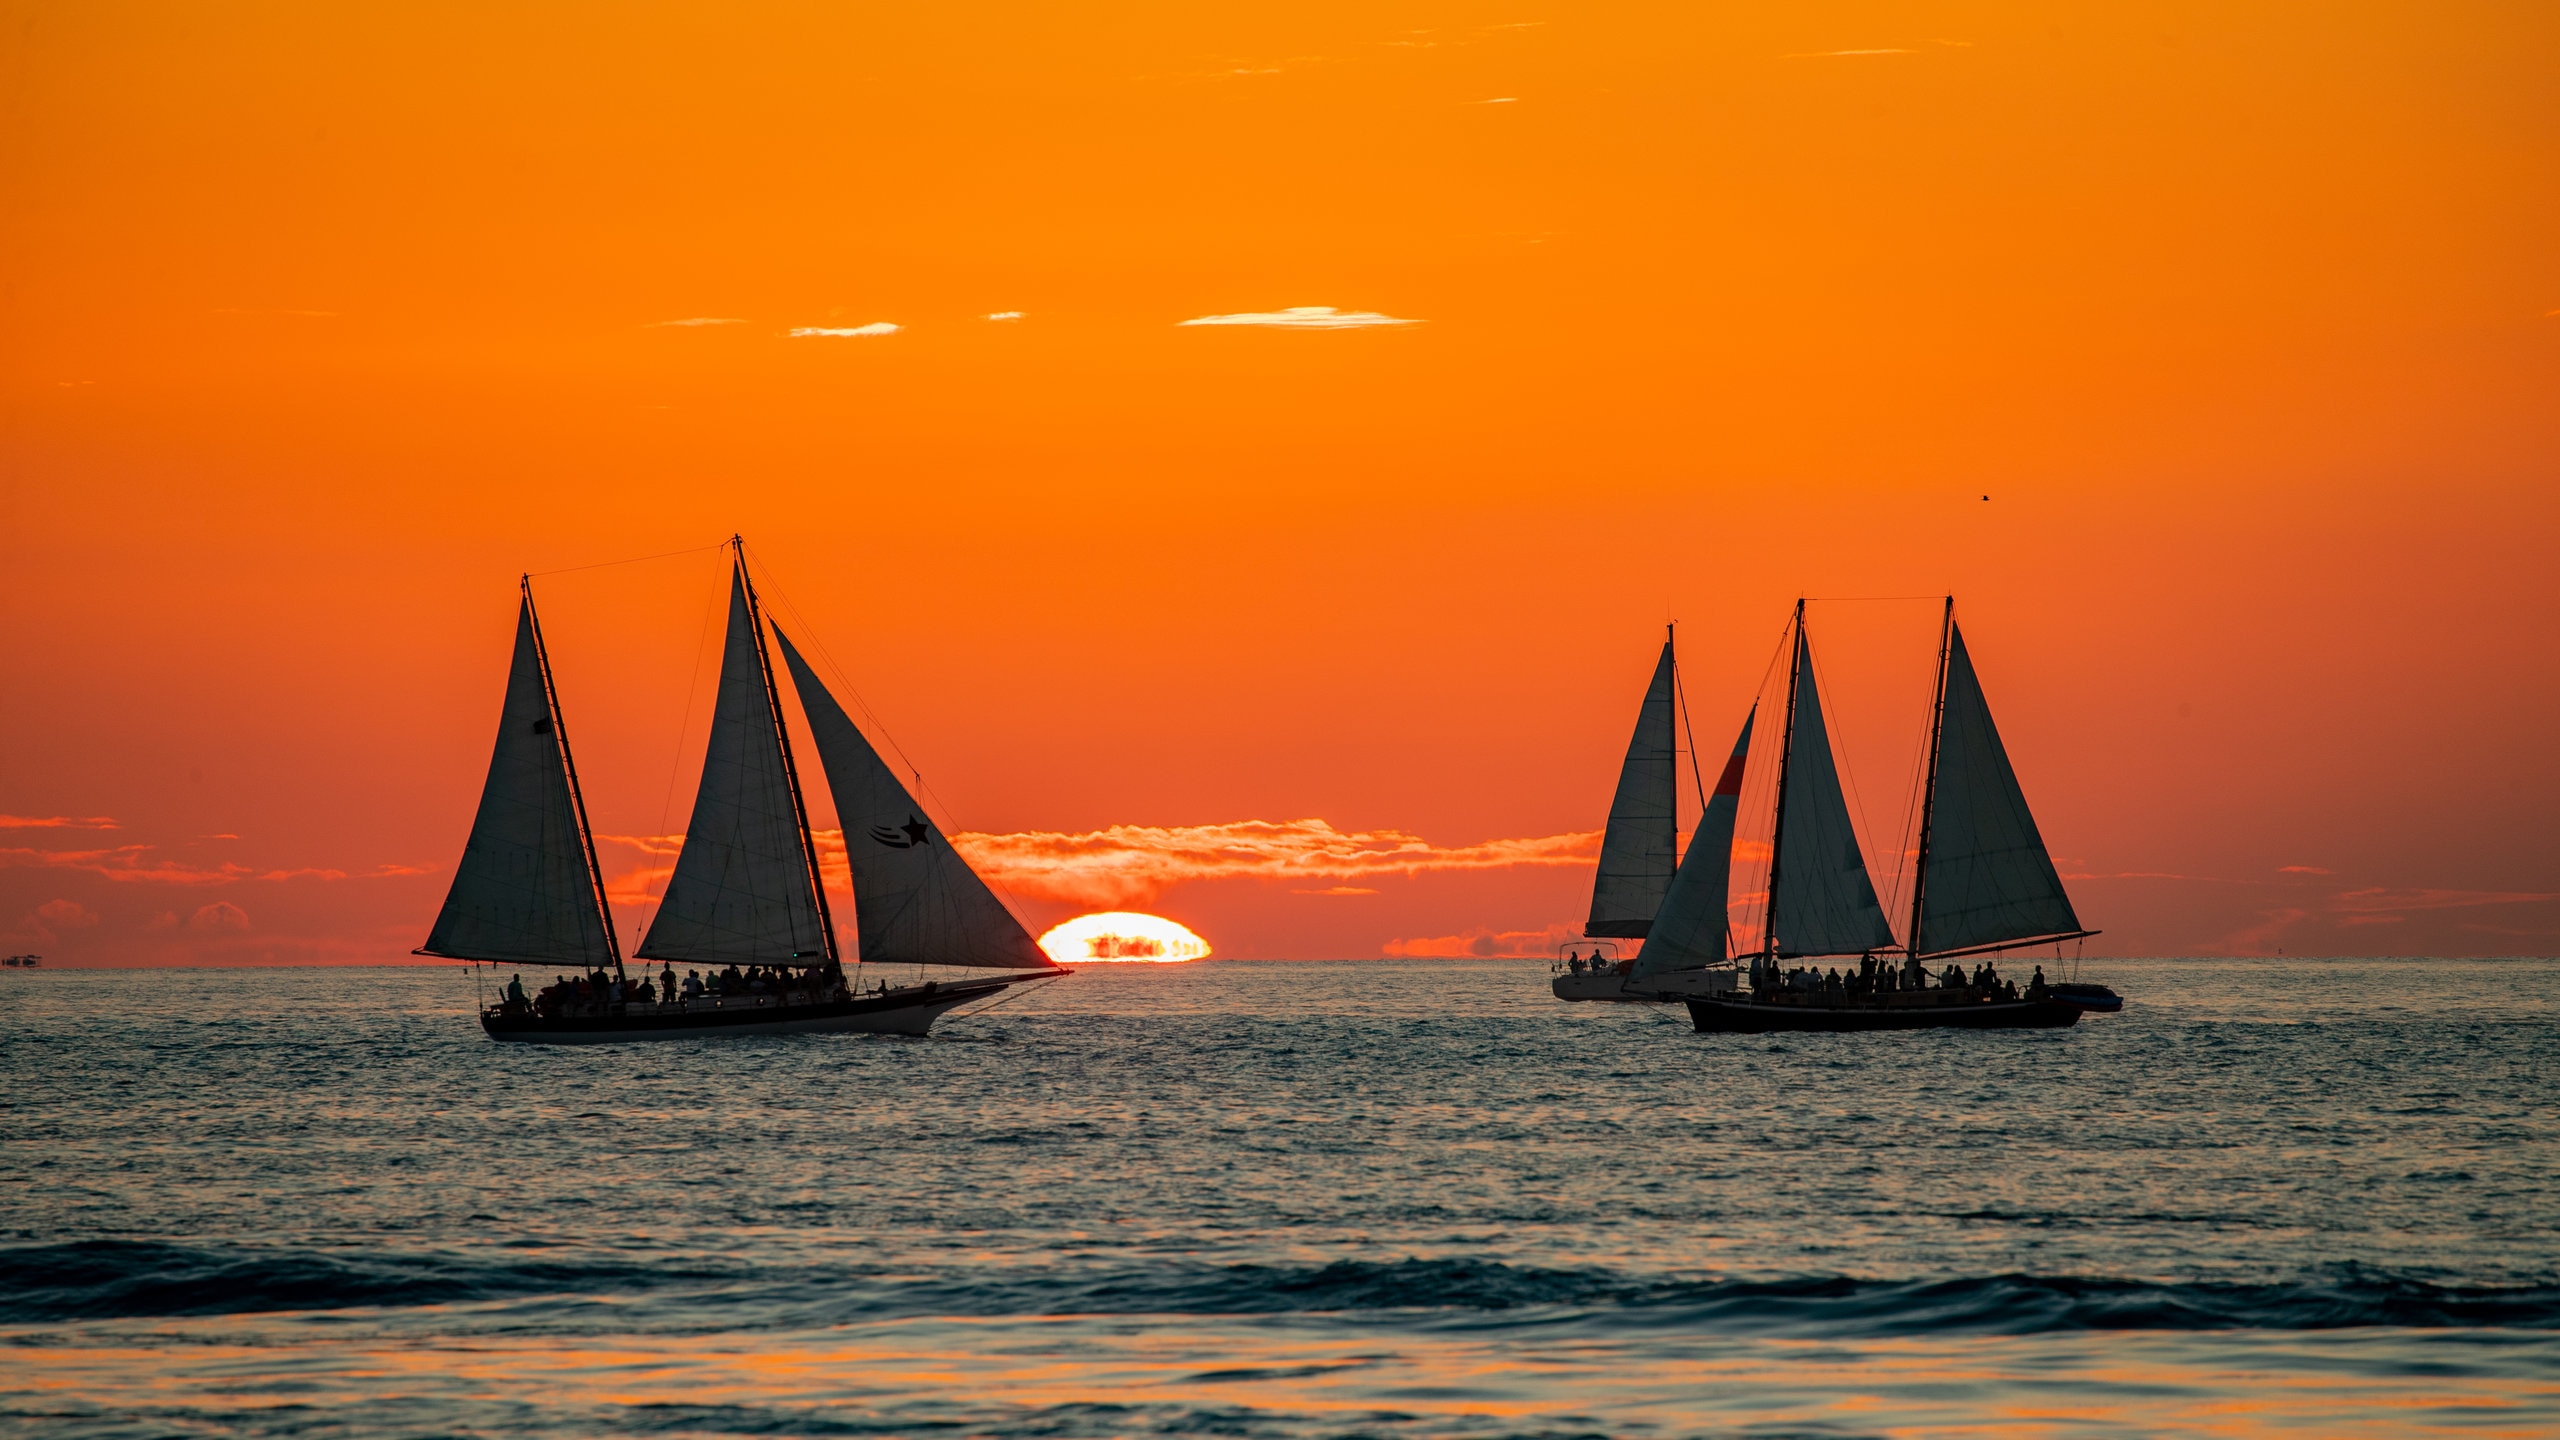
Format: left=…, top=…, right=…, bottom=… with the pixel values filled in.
left=1550, top=628, right=1744, bottom=1002
left=422, top=539, right=1064, bottom=1043
left=1686, top=597, right=2105, bottom=1032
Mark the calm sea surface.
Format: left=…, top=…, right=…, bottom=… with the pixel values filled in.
left=3, top=958, right=2555, bottom=1438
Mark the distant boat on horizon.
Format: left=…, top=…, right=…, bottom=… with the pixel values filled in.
left=418, top=536, right=1064, bottom=1043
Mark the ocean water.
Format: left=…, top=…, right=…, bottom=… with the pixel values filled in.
left=3, top=957, right=2555, bottom=1438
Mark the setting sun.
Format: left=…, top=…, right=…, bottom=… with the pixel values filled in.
left=1038, top=912, right=1211, bottom=966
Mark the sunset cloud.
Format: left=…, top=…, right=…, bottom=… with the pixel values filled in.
left=1383, top=921, right=1581, bottom=958
left=985, top=311, right=1024, bottom=321
left=791, top=323, right=900, bottom=337
left=0, top=844, right=407, bottom=885
left=1178, top=307, right=1421, bottom=329
left=949, top=819, right=1597, bottom=907
left=2329, top=887, right=2555, bottom=913
left=35, top=898, right=98, bottom=929
left=1786, top=48, right=1913, bottom=58
left=0, top=815, right=119, bottom=830
left=189, top=901, right=250, bottom=932
left=600, top=820, right=1597, bottom=910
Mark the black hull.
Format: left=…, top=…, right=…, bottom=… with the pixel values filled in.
left=1686, top=994, right=2083, bottom=1033
left=480, top=978, right=1019, bottom=1045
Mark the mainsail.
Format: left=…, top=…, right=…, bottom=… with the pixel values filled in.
left=1586, top=638, right=1680, bottom=938
left=1910, top=618, right=2088, bottom=957
left=636, top=557, right=834, bottom=965
left=1765, top=614, right=1897, bottom=958
left=1631, top=706, right=1754, bottom=978
left=772, top=627, right=1055, bottom=971
left=419, top=591, right=617, bottom=967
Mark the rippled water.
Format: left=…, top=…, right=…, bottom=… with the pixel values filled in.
left=4, top=958, right=2556, bottom=1437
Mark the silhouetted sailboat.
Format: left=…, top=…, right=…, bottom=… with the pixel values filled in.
left=1551, top=628, right=1744, bottom=1002
left=423, top=540, right=1063, bottom=1042
left=1686, top=598, right=2102, bottom=1033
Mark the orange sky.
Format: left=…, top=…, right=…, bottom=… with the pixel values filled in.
left=5, top=2, right=2556, bottom=965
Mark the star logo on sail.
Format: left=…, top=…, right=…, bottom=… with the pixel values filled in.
left=870, top=815, right=931, bottom=849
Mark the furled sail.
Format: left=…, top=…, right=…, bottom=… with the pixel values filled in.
left=1913, top=622, right=2085, bottom=956
left=635, top=566, right=831, bottom=965
left=772, top=627, right=1055, bottom=971
left=1632, top=706, right=1754, bottom=978
left=419, top=596, right=616, bottom=967
left=1586, top=640, right=1680, bottom=938
left=1768, top=625, right=1897, bottom=957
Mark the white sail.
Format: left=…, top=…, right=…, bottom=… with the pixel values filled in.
left=1585, top=640, right=1679, bottom=938
left=420, top=597, right=615, bottom=966
left=772, top=627, right=1055, bottom=971
left=1915, top=623, right=2084, bottom=956
left=635, top=567, right=830, bottom=965
left=1769, top=626, right=1897, bottom=957
left=1632, top=706, right=1754, bottom=978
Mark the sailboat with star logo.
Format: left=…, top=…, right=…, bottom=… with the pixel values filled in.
left=420, top=537, right=1066, bottom=1043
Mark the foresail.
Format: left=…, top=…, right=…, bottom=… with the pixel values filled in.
left=1632, top=706, right=1753, bottom=978
left=1915, top=624, right=2083, bottom=956
left=773, top=627, right=1053, bottom=971
left=1585, top=641, right=1679, bottom=938
left=420, top=599, right=614, bottom=966
left=635, top=573, right=829, bottom=964
left=1770, top=630, right=1897, bottom=957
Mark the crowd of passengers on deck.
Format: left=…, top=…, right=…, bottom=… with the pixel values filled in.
left=1749, top=953, right=2047, bottom=1003
left=494, top=959, right=856, bottom=1018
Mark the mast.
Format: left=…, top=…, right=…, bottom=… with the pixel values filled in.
left=523, top=574, right=623, bottom=976
left=732, top=538, right=842, bottom=966
left=1666, top=622, right=1679, bottom=875
left=1761, top=599, right=1806, bottom=960
left=1906, top=595, right=1955, bottom=961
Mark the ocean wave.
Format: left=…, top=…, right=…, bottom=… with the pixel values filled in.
left=5, top=1242, right=2553, bottom=1334
left=0, top=1240, right=730, bottom=1322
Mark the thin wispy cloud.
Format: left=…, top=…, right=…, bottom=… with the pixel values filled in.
left=1179, top=306, right=1422, bottom=330
left=650, top=317, right=748, bottom=328
left=1785, top=48, right=1912, bottom=57
left=1476, top=97, right=1519, bottom=104
left=1384, top=921, right=1581, bottom=958
left=791, top=323, right=901, bottom=337
left=986, top=311, right=1024, bottom=321
left=0, top=815, right=119, bottom=830
left=2331, top=887, right=2555, bottom=913
left=0, top=837, right=422, bottom=885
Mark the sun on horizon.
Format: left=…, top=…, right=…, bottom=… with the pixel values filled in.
left=1038, top=912, right=1211, bottom=966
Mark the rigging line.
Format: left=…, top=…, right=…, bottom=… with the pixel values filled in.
left=942, top=971, right=1066, bottom=1022
left=637, top=547, right=732, bottom=945
left=1880, top=607, right=1948, bottom=935
left=1673, top=660, right=1710, bottom=820
left=736, top=544, right=935, bottom=782
left=1732, top=611, right=1796, bottom=954
left=737, top=544, right=1047, bottom=927
left=525, top=541, right=728, bottom=579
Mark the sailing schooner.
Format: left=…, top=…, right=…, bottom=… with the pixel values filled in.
left=1686, top=598, right=2104, bottom=1033
left=420, top=540, right=1064, bottom=1043
left=1551, top=627, right=1744, bottom=1002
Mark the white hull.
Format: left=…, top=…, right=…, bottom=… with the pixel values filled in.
left=1550, top=968, right=1740, bottom=1003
